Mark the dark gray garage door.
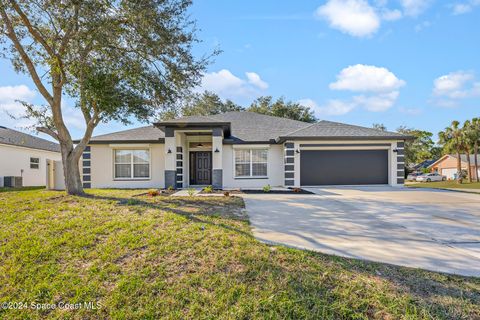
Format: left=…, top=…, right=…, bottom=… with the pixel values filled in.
left=300, top=150, right=388, bottom=185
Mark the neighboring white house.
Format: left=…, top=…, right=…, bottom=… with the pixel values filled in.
left=74, top=112, right=411, bottom=190
left=0, top=126, right=61, bottom=187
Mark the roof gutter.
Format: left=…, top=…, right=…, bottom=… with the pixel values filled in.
left=276, top=135, right=415, bottom=143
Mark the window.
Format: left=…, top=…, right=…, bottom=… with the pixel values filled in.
left=235, top=149, right=268, bottom=178
left=114, top=149, right=150, bottom=179
left=30, top=157, right=39, bottom=169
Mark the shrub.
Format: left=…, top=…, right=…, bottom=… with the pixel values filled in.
left=292, top=187, right=302, bottom=193
left=147, top=189, right=160, bottom=197
left=187, top=188, right=196, bottom=197
left=223, top=191, right=230, bottom=197
left=203, top=185, right=213, bottom=193
left=167, top=185, right=174, bottom=192
left=262, top=184, right=272, bottom=193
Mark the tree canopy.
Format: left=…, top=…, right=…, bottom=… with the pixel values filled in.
left=161, top=92, right=318, bottom=123
left=0, top=0, right=209, bottom=194
left=396, top=126, right=437, bottom=166
left=247, top=96, right=317, bottom=123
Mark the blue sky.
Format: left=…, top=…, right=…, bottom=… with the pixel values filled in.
left=1, top=0, right=479, bottom=141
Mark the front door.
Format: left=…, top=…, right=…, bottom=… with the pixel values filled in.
left=190, top=151, right=212, bottom=185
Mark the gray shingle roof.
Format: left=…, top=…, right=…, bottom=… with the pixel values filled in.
left=87, top=125, right=165, bottom=143
left=0, top=126, right=60, bottom=152
left=207, top=112, right=309, bottom=142
left=88, top=112, right=409, bottom=144
left=279, top=120, right=410, bottom=141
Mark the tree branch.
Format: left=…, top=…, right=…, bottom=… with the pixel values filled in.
left=36, top=126, right=59, bottom=141
left=9, top=0, right=56, bottom=57
left=0, top=6, right=54, bottom=105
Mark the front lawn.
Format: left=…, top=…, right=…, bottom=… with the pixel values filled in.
left=406, top=180, right=480, bottom=190
left=0, top=189, right=479, bottom=319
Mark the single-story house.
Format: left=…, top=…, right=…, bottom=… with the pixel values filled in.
left=429, top=154, right=480, bottom=180
left=0, top=126, right=61, bottom=187
left=78, top=111, right=410, bottom=189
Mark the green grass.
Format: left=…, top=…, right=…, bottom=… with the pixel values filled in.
left=0, top=186, right=45, bottom=193
left=0, top=189, right=479, bottom=319
left=407, top=180, right=480, bottom=190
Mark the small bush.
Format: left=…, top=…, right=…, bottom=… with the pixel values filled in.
left=147, top=189, right=160, bottom=197
left=203, top=185, right=213, bottom=193
left=187, top=188, right=196, bottom=197
left=167, top=185, right=175, bottom=192
left=292, top=187, right=302, bottom=193
left=262, top=184, right=272, bottom=193
left=223, top=191, right=230, bottom=197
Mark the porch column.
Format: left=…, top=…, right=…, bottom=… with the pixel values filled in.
left=284, top=142, right=295, bottom=187
left=212, top=128, right=223, bottom=189
left=175, top=132, right=185, bottom=189
left=164, top=127, right=176, bottom=189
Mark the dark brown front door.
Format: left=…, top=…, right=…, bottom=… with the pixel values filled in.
left=190, top=152, right=212, bottom=185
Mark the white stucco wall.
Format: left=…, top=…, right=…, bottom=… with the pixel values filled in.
left=0, top=143, right=61, bottom=187
left=90, top=143, right=165, bottom=188
left=291, top=140, right=403, bottom=187
left=222, top=144, right=284, bottom=189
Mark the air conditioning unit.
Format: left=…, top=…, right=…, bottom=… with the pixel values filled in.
left=4, top=176, right=23, bottom=188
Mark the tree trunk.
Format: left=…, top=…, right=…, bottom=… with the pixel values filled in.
left=60, top=142, right=84, bottom=195
left=475, top=142, right=479, bottom=183
left=456, top=151, right=463, bottom=184
left=465, top=149, right=472, bottom=183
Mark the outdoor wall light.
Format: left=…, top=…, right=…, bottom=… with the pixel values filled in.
left=167, top=148, right=172, bottom=154
left=392, top=148, right=398, bottom=153
left=295, top=149, right=300, bottom=154
left=214, top=148, right=220, bottom=153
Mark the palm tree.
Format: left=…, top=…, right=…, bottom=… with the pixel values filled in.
left=462, top=120, right=473, bottom=183
left=471, top=118, right=480, bottom=182
left=439, top=121, right=465, bottom=184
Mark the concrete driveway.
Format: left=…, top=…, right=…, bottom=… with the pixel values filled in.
left=241, top=186, right=480, bottom=277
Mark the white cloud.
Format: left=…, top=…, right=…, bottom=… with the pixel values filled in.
left=453, top=3, right=472, bottom=14
left=353, top=91, right=399, bottom=111
left=432, top=71, right=480, bottom=107
left=200, top=69, right=268, bottom=101
left=452, top=0, right=480, bottom=15
left=315, top=0, right=380, bottom=37
left=381, top=9, right=403, bottom=21
left=400, top=0, right=431, bottom=16
left=433, top=71, right=480, bottom=98
left=0, top=85, right=37, bottom=128
left=0, top=85, right=36, bottom=103
left=298, top=98, right=357, bottom=116
left=317, top=64, right=405, bottom=113
left=329, top=64, right=405, bottom=92
left=0, top=84, right=85, bottom=134
left=246, top=72, right=269, bottom=90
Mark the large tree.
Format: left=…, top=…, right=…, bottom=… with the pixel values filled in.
left=439, top=121, right=465, bottom=184
left=0, top=0, right=208, bottom=194
left=396, top=126, right=436, bottom=167
left=248, top=96, right=317, bottom=123
left=160, top=91, right=243, bottom=120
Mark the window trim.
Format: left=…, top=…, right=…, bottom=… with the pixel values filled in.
left=30, top=157, right=40, bottom=169
left=113, top=148, right=151, bottom=180
left=233, top=148, right=268, bottom=179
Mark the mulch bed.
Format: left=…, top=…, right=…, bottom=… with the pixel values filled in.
left=241, top=188, right=314, bottom=194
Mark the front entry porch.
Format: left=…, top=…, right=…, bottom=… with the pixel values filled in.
left=162, top=126, right=224, bottom=189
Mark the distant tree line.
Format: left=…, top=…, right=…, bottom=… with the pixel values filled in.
left=373, top=119, right=480, bottom=184
left=160, top=91, right=317, bottom=123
